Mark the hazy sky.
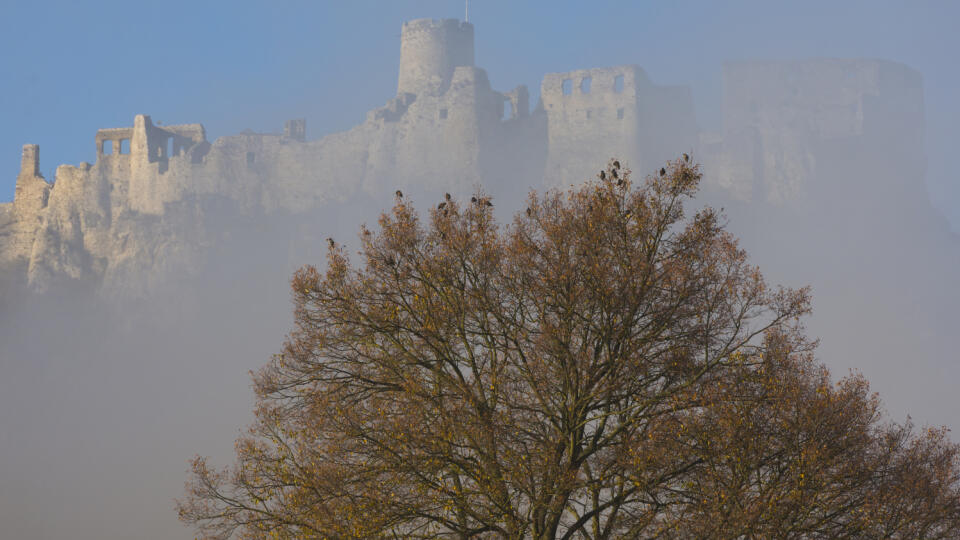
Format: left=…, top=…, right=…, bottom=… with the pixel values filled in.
left=1, top=0, right=959, bottom=228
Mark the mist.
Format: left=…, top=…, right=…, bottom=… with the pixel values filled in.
left=2, top=2, right=960, bottom=539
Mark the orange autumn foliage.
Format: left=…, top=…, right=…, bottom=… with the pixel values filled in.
left=178, top=159, right=960, bottom=539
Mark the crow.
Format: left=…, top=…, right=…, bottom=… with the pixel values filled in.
left=438, top=202, right=447, bottom=210
left=600, top=170, right=606, bottom=180
left=327, top=237, right=335, bottom=248
left=612, top=169, right=618, bottom=179
left=485, top=200, right=493, bottom=207
left=471, top=196, right=478, bottom=204
left=396, top=190, right=403, bottom=198
left=445, top=192, right=451, bottom=201
left=683, top=153, right=690, bottom=163
left=613, top=160, right=620, bottom=169
left=660, top=167, right=666, bottom=177
left=617, top=178, right=624, bottom=187
left=526, top=207, right=532, bottom=216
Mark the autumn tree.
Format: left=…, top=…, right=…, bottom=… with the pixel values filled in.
left=178, top=159, right=960, bottom=539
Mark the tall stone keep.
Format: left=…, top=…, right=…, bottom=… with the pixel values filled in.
left=398, top=18, right=475, bottom=96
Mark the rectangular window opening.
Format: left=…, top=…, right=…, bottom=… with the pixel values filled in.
left=614, top=74, right=625, bottom=93
left=580, top=76, right=592, bottom=94
left=101, top=140, right=113, bottom=155
left=561, top=78, right=573, bottom=96
left=119, top=139, right=129, bottom=154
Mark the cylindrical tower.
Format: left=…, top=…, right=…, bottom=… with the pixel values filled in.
left=397, top=18, right=474, bottom=96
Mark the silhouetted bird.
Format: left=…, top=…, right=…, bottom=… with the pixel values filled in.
left=438, top=202, right=447, bottom=210
left=327, top=237, right=335, bottom=248
left=659, top=167, right=666, bottom=177
left=617, top=179, right=624, bottom=187
left=526, top=207, right=532, bottom=216
left=471, top=196, right=478, bottom=204
left=445, top=192, right=451, bottom=201
left=683, top=153, right=690, bottom=163
left=612, top=169, right=618, bottom=179
left=600, top=170, right=606, bottom=180
left=485, top=200, right=493, bottom=207
left=613, top=160, right=620, bottom=169
left=396, top=190, right=403, bottom=198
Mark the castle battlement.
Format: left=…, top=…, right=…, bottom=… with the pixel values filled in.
left=2, top=17, right=920, bottom=297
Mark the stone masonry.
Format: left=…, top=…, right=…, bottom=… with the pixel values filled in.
left=0, top=18, right=928, bottom=296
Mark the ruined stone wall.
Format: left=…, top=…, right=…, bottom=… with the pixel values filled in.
left=541, top=65, right=697, bottom=187
left=708, top=59, right=925, bottom=205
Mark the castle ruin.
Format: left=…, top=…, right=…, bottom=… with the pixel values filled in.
left=0, top=18, right=927, bottom=296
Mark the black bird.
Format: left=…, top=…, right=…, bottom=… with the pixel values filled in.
left=445, top=192, right=451, bottom=201
left=396, top=190, right=403, bottom=199
left=485, top=200, right=493, bottom=207
left=612, top=169, right=618, bottom=179
left=438, top=202, right=447, bottom=210
left=600, top=170, right=606, bottom=180
left=659, top=167, right=666, bottom=177
left=683, top=153, right=690, bottom=163
left=613, top=160, right=620, bottom=169
left=327, top=237, right=335, bottom=248
left=617, top=178, right=624, bottom=187
left=471, top=196, right=478, bottom=204
left=526, top=207, right=532, bottom=216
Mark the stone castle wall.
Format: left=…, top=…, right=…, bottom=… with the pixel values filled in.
left=0, top=18, right=929, bottom=297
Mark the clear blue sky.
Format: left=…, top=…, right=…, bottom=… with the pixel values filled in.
left=2, top=0, right=958, bottom=227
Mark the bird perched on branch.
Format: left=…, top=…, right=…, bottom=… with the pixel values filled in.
left=396, top=190, right=403, bottom=199
left=683, top=153, right=690, bottom=163
left=471, top=196, right=478, bottom=204
left=613, top=160, right=620, bottom=169
left=600, top=170, right=606, bottom=180
left=438, top=202, right=447, bottom=210
left=660, top=168, right=666, bottom=177
left=327, top=237, right=335, bottom=248
left=445, top=193, right=451, bottom=201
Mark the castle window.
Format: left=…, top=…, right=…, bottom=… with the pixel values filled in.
left=246, top=152, right=255, bottom=166
left=119, top=139, right=129, bottom=154
left=562, top=78, right=572, bottom=96
left=439, top=108, right=448, bottom=120
left=580, top=76, right=592, bottom=94
left=614, top=75, right=624, bottom=93
left=101, top=140, right=113, bottom=155
left=617, top=108, right=625, bottom=120
left=167, top=138, right=175, bottom=158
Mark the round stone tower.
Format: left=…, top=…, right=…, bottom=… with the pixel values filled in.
left=397, top=18, right=474, bottom=96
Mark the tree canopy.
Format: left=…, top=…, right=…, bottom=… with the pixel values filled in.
left=179, top=159, right=960, bottom=539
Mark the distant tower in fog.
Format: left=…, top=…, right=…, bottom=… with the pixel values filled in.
left=397, top=18, right=475, bottom=96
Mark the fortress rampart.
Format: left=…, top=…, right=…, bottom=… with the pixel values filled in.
left=0, top=18, right=927, bottom=296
